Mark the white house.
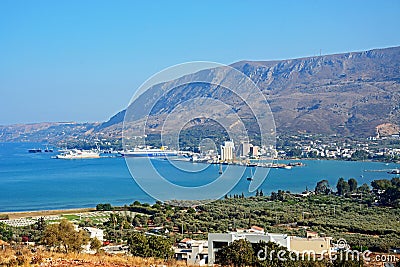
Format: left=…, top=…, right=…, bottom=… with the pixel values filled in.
left=82, top=227, right=104, bottom=242
left=208, top=231, right=289, bottom=265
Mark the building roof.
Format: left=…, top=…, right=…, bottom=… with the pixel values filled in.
left=180, top=238, right=192, bottom=243
left=251, top=226, right=264, bottom=232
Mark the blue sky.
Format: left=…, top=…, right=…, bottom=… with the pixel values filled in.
left=0, top=0, right=399, bottom=125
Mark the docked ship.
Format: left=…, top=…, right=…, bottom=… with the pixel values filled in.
left=55, top=149, right=100, bottom=159
left=121, top=146, right=178, bottom=157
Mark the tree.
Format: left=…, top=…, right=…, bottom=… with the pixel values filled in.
left=358, top=183, right=370, bottom=193
left=371, top=179, right=392, bottom=192
left=351, top=150, right=370, bottom=160
left=96, top=203, right=113, bottom=211
left=42, top=219, right=89, bottom=253
left=127, top=232, right=173, bottom=259
left=277, top=190, right=285, bottom=201
left=36, top=217, right=46, bottom=232
left=337, top=178, right=350, bottom=196
left=217, top=239, right=254, bottom=267
left=286, top=148, right=302, bottom=158
left=0, top=222, right=13, bottom=241
left=90, top=237, right=102, bottom=253
left=315, top=180, right=330, bottom=195
left=127, top=232, right=150, bottom=257
left=391, top=177, right=400, bottom=187
left=380, top=187, right=400, bottom=207
left=147, top=235, right=174, bottom=259
left=187, top=207, right=196, bottom=214
left=348, top=178, right=358, bottom=192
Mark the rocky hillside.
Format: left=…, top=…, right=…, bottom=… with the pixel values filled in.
left=233, top=47, right=400, bottom=136
left=107, top=46, right=400, bottom=138
left=1, top=46, right=399, bottom=143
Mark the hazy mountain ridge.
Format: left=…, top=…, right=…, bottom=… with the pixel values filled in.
left=1, top=46, right=399, bottom=143
left=115, top=46, right=400, bottom=138
left=0, top=122, right=99, bottom=143
left=232, top=47, right=400, bottom=136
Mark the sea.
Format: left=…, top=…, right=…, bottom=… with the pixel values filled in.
left=0, top=142, right=399, bottom=212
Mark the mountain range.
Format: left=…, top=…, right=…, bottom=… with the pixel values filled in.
left=1, top=46, right=399, bottom=143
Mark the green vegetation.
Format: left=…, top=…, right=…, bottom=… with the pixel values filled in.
left=217, top=239, right=254, bottom=266
left=90, top=237, right=102, bottom=252
left=127, top=232, right=174, bottom=259
left=117, top=177, right=399, bottom=252
left=96, top=203, right=113, bottom=211
left=0, top=222, right=13, bottom=241
left=42, top=219, right=89, bottom=253
left=315, top=179, right=331, bottom=195
left=1, top=177, right=399, bottom=262
left=62, top=214, right=80, bottom=220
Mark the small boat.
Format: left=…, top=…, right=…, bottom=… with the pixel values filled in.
left=219, top=164, right=223, bottom=174
left=246, top=168, right=254, bottom=181
left=247, top=163, right=258, bottom=167
left=44, top=147, right=53, bottom=152
left=28, top=149, right=42, bottom=153
left=389, top=169, right=400, bottom=175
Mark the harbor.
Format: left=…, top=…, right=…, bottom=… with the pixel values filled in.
left=2, top=142, right=399, bottom=212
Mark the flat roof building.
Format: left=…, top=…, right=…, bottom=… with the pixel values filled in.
left=208, top=231, right=289, bottom=265
left=208, top=229, right=332, bottom=265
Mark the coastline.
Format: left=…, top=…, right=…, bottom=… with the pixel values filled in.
left=0, top=207, right=96, bottom=220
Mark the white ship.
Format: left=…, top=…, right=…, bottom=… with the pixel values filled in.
left=121, top=146, right=178, bottom=157
left=55, top=149, right=100, bottom=159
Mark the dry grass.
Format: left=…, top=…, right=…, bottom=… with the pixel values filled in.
left=0, top=247, right=189, bottom=267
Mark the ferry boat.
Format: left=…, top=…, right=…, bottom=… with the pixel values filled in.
left=55, top=149, right=100, bottom=159
left=121, top=146, right=178, bottom=158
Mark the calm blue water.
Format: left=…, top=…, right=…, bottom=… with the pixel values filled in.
left=0, top=142, right=399, bottom=212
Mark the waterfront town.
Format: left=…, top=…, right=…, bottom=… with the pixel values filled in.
left=1, top=189, right=400, bottom=266
left=82, top=132, right=400, bottom=164
left=2, top=0, right=400, bottom=265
